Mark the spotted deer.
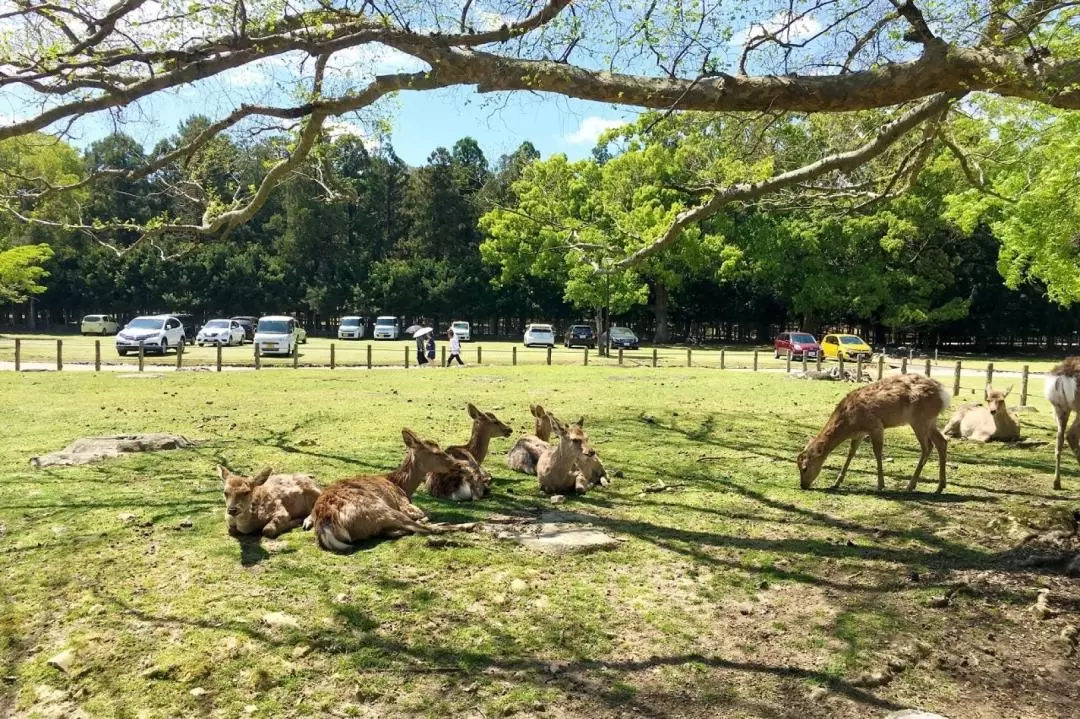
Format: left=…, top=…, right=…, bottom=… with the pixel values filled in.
left=943, top=384, right=1020, bottom=443
left=1044, top=357, right=1080, bottom=490
left=308, top=429, right=476, bottom=551
left=428, top=403, right=512, bottom=501
left=537, top=413, right=595, bottom=495
left=218, top=465, right=321, bottom=538
left=798, top=374, right=951, bottom=493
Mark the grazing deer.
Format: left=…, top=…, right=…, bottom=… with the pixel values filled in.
left=1044, top=357, right=1080, bottom=490
left=308, top=429, right=477, bottom=551
left=218, top=465, right=321, bottom=538
left=507, top=404, right=552, bottom=474
left=797, top=374, right=951, bottom=493
left=537, top=414, right=595, bottom=495
left=943, top=384, right=1020, bottom=443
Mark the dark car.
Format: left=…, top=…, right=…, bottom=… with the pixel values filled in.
left=230, top=316, right=257, bottom=342
left=564, top=324, right=596, bottom=349
left=170, top=313, right=196, bottom=345
left=774, top=331, right=821, bottom=360
left=608, top=326, right=639, bottom=350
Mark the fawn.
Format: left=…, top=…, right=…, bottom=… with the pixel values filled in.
left=1044, top=357, right=1080, bottom=490
left=537, top=413, right=595, bottom=495
left=218, top=465, right=321, bottom=538
left=308, top=428, right=477, bottom=551
left=798, top=374, right=951, bottom=493
left=428, top=403, right=512, bottom=501
left=943, top=384, right=1020, bottom=442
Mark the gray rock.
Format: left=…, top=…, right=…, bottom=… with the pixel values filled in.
left=549, top=494, right=566, bottom=505
left=885, top=712, right=950, bottom=719
left=519, top=525, right=620, bottom=555
left=47, top=649, right=74, bottom=673
left=31, top=434, right=195, bottom=468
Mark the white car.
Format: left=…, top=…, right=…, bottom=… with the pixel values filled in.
left=524, top=323, right=556, bottom=348
left=373, top=315, right=399, bottom=340
left=196, top=318, right=246, bottom=346
left=450, top=320, right=471, bottom=342
left=338, top=316, right=364, bottom=340
left=81, top=314, right=118, bottom=335
left=115, top=315, right=186, bottom=356
left=254, top=315, right=300, bottom=356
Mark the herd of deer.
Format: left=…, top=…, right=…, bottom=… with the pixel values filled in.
left=218, top=403, right=609, bottom=549
left=221, top=359, right=1080, bottom=548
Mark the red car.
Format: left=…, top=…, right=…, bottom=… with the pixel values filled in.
left=774, top=331, right=821, bottom=360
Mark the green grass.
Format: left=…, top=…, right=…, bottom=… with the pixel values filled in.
left=1, top=366, right=1077, bottom=718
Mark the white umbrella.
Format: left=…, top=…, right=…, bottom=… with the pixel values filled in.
left=412, top=326, right=433, bottom=338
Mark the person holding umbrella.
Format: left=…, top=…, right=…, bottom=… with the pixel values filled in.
left=412, top=326, right=432, bottom=367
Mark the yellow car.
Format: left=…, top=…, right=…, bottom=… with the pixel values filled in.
left=821, top=333, right=872, bottom=362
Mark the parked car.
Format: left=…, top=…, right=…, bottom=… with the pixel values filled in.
left=80, top=314, right=118, bottom=335
left=774, top=331, right=821, bottom=360
left=564, top=324, right=596, bottom=349
left=338, top=316, right=365, bottom=340
left=523, top=323, right=556, bottom=348
left=230, top=316, right=257, bottom=342
left=450, top=320, right=471, bottom=342
left=115, top=314, right=186, bottom=356
left=170, top=313, right=196, bottom=345
left=254, top=315, right=300, bottom=356
left=373, top=315, right=399, bottom=340
left=295, top=323, right=308, bottom=344
left=821, top=333, right=872, bottom=362
left=196, top=318, right=246, bottom=347
left=608, top=326, right=640, bottom=350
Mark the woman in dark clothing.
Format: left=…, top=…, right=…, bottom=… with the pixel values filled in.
left=415, top=334, right=428, bottom=366
left=425, top=334, right=436, bottom=365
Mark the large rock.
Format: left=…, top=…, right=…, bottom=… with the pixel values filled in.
left=519, top=525, right=621, bottom=555
left=30, top=434, right=194, bottom=468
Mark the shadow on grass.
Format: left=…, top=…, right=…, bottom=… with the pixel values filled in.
left=234, top=533, right=269, bottom=566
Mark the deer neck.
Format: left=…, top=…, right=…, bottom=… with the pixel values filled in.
left=811, top=412, right=856, bottom=458
left=552, top=439, right=581, bottom=473
left=465, top=422, right=495, bottom=465
left=388, top=451, right=424, bottom=498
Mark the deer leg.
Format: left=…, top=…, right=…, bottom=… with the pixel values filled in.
left=868, top=428, right=886, bottom=491
left=906, top=424, right=933, bottom=492
left=930, top=428, right=949, bottom=494
left=1066, top=415, right=1080, bottom=460
left=1054, top=406, right=1071, bottom=491
left=261, top=510, right=296, bottom=538
left=831, top=437, right=862, bottom=489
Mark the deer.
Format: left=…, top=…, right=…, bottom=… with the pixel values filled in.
left=307, top=428, right=478, bottom=551
left=537, top=413, right=596, bottom=495
left=217, top=465, right=321, bottom=538
left=942, top=384, right=1020, bottom=443
left=426, top=403, right=512, bottom=501
left=797, top=373, right=952, bottom=493
left=506, top=404, right=552, bottom=474
left=1044, top=357, right=1080, bottom=490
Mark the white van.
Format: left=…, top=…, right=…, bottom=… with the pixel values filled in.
left=254, top=315, right=299, bottom=356
left=338, top=316, right=365, bottom=340
left=81, top=314, right=119, bottom=335
left=373, top=315, right=399, bottom=340
left=450, top=320, right=471, bottom=342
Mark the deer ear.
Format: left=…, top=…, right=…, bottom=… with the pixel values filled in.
left=252, top=467, right=273, bottom=486
left=548, top=413, right=565, bottom=434
left=402, top=428, right=421, bottom=449
left=530, top=404, right=543, bottom=417
left=985, top=383, right=992, bottom=400
left=216, top=465, right=230, bottom=484
left=1004, top=385, right=1013, bottom=398
left=467, top=403, right=480, bottom=419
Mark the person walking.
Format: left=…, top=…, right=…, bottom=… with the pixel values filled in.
left=425, top=333, right=436, bottom=366
left=415, top=332, right=428, bottom=367
left=445, top=328, right=464, bottom=366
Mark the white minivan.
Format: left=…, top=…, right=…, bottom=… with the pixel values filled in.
left=254, top=315, right=300, bottom=356
left=81, top=314, right=119, bottom=335
left=337, top=316, right=364, bottom=340
left=450, top=320, right=471, bottom=342
left=373, top=315, right=399, bottom=340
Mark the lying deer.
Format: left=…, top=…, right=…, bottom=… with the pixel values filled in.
left=797, top=374, right=951, bottom=493
left=218, top=465, right=321, bottom=538
left=427, top=403, right=512, bottom=501
left=308, top=428, right=477, bottom=551
left=1044, top=357, right=1080, bottom=490
left=507, top=406, right=609, bottom=487
left=537, top=413, right=596, bottom=495
left=943, top=384, right=1020, bottom=443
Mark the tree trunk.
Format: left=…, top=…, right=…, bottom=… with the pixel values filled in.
left=652, top=283, right=670, bottom=344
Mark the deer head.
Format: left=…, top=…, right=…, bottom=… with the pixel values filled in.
left=402, top=428, right=459, bottom=475
left=985, top=384, right=1012, bottom=416
left=796, top=443, right=826, bottom=489
left=467, top=402, right=512, bottom=438
left=549, top=413, right=590, bottom=461
left=218, top=465, right=272, bottom=523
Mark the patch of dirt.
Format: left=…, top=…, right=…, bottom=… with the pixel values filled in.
left=29, top=433, right=195, bottom=468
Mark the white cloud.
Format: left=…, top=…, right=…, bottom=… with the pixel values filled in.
left=731, top=12, right=822, bottom=46
left=564, top=116, right=627, bottom=145
left=474, top=10, right=511, bottom=31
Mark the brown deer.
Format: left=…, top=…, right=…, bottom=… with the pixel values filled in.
left=943, top=384, right=1020, bottom=443
left=1044, top=357, right=1080, bottom=490
left=447, top=403, right=513, bottom=466
left=506, top=404, right=552, bottom=474
left=218, top=465, right=321, bottom=538
left=797, top=374, right=951, bottom=493
left=537, top=413, right=595, bottom=495
left=425, top=403, right=511, bottom=501
left=307, top=428, right=477, bottom=551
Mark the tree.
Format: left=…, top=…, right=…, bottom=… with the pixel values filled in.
left=0, top=0, right=1077, bottom=275
left=0, top=244, right=53, bottom=303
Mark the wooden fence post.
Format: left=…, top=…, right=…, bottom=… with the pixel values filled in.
left=175, top=341, right=184, bottom=370
left=924, top=358, right=931, bottom=377
left=900, top=356, right=907, bottom=374
left=366, top=343, right=372, bottom=370
left=953, top=361, right=961, bottom=398
left=687, top=349, right=692, bottom=367
left=618, top=348, right=624, bottom=365
left=292, top=341, right=299, bottom=369
left=512, top=346, right=516, bottom=366
left=546, top=346, right=551, bottom=366
left=138, top=341, right=145, bottom=372
left=786, top=349, right=792, bottom=373
left=14, top=338, right=20, bottom=372
left=753, top=350, right=758, bottom=371
left=330, top=343, right=336, bottom=370
left=404, top=346, right=409, bottom=368
left=816, top=353, right=822, bottom=372
left=584, top=347, right=589, bottom=366
left=720, top=349, right=725, bottom=370
left=442, top=345, right=447, bottom=366
left=801, top=352, right=807, bottom=373
left=856, top=356, right=863, bottom=382
left=254, top=344, right=260, bottom=370
left=216, top=344, right=223, bottom=372
left=877, top=354, right=884, bottom=380
left=986, top=362, right=994, bottom=387
left=1020, top=365, right=1030, bottom=406
left=94, top=340, right=101, bottom=372
left=56, top=339, right=62, bottom=371
left=652, top=348, right=658, bottom=367
left=839, top=355, right=845, bottom=378
left=477, top=345, right=483, bottom=365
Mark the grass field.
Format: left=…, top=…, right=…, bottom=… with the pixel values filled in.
left=1, top=367, right=1078, bottom=718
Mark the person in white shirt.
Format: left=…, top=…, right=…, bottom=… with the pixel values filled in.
left=446, top=328, right=464, bottom=366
